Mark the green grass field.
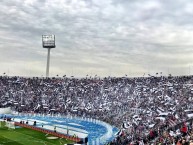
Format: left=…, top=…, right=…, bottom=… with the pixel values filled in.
left=0, top=121, right=74, bottom=145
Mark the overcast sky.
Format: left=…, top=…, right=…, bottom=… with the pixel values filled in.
left=1, top=0, right=193, bottom=77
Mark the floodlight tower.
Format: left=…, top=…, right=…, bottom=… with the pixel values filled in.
left=42, top=35, right=56, bottom=77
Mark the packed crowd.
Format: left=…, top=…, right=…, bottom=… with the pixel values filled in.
left=0, top=75, right=193, bottom=144
left=107, top=118, right=193, bottom=145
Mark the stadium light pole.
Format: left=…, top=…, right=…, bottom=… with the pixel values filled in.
left=42, top=35, right=56, bottom=77
left=46, top=48, right=51, bottom=77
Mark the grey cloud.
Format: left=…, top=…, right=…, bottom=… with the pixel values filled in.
left=0, top=0, right=193, bottom=77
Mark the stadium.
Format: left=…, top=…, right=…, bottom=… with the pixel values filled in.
left=1, top=75, right=193, bottom=145
left=1, top=0, right=193, bottom=145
